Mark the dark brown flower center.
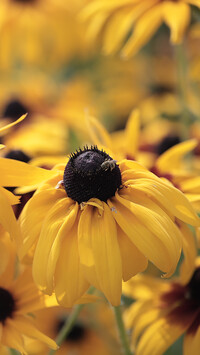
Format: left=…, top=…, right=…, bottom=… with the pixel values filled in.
left=63, top=146, right=122, bottom=204
left=0, top=288, right=15, bottom=323
left=186, top=268, right=200, bottom=305
left=5, top=149, right=31, bottom=163
left=2, top=99, right=28, bottom=120
left=57, top=319, right=86, bottom=343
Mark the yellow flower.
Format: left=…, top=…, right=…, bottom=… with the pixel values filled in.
left=19, top=146, right=199, bottom=307
left=25, top=303, right=119, bottom=355
left=123, top=258, right=200, bottom=355
left=80, top=0, right=199, bottom=57
left=0, top=0, right=86, bottom=69
left=0, top=249, right=58, bottom=354
left=87, top=113, right=200, bottom=211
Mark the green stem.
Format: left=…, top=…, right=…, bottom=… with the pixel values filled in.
left=174, top=43, right=190, bottom=140
left=10, top=350, right=19, bottom=355
left=48, top=286, right=95, bottom=355
left=113, top=305, right=133, bottom=355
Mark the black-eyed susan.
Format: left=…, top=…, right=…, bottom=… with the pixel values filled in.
left=86, top=113, right=200, bottom=211
left=24, top=302, right=119, bottom=355
left=0, top=236, right=59, bottom=354
left=80, top=0, right=200, bottom=57
left=18, top=145, right=200, bottom=307
left=123, top=256, right=200, bottom=355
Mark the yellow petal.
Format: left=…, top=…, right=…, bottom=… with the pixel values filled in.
left=54, top=222, right=89, bottom=307
left=33, top=198, right=77, bottom=294
left=0, top=113, right=27, bottom=133
left=121, top=5, right=163, bottom=57
left=117, top=225, right=148, bottom=281
left=18, top=188, right=65, bottom=261
left=9, top=316, right=58, bottom=351
left=0, top=158, right=57, bottom=187
left=136, top=314, right=192, bottom=355
left=86, top=115, right=113, bottom=150
left=125, top=109, right=140, bottom=158
left=108, top=193, right=182, bottom=276
left=126, top=177, right=200, bottom=226
left=103, top=0, right=160, bottom=55
left=156, top=139, right=198, bottom=172
left=163, top=2, right=190, bottom=44
left=0, top=188, right=21, bottom=242
left=184, top=325, right=200, bottom=355
left=78, top=201, right=122, bottom=306
left=178, top=221, right=197, bottom=284
left=2, top=320, right=25, bottom=354
left=0, top=186, right=20, bottom=205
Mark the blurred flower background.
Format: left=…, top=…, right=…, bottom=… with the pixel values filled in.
left=1, top=1, right=200, bottom=354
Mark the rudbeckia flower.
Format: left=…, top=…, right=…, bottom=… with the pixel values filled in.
left=25, top=302, right=119, bottom=355
left=123, top=257, right=200, bottom=355
left=80, top=0, right=200, bottom=57
left=86, top=113, right=200, bottom=211
left=0, top=247, right=58, bottom=354
left=19, top=146, right=199, bottom=307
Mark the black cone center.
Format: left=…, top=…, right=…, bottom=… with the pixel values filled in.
left=2, top=99, right=28, bottom=120
left=0, top=288, right=15, bottom=322
left=63, top=146, right=122, bottom=204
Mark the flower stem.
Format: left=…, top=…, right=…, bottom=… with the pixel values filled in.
left=113, top=305, right=132, bottom=355
left=48, top=286, right=95, bottom=355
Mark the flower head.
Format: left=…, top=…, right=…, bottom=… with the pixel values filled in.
left=80, top=0, right=200, bottom=57
left=19, top=146, right=199, bottom=307
left=123, top=258, right=200, bottom=355
left=0, top=247, right=58, bottom=354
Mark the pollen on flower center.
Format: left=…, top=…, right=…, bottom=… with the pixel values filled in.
left=0, top=288, right=15, bottom=322
left=63, top=146, right=122, bottom=204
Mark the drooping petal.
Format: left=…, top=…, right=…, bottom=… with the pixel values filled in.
left=108, top=193, right=182, bottom=276
left=33, top=198, right=77, bottom=294
left=18, top=187, right=65, bottom=261
left=9, top=316, right=58, bottom=351
left=54, top=221, right=89, bottom=307
left=124, top=176, right=200, bottom=226
left=78, top=201, right=122, bottom=306
left=1, top=320, right=25, bottom=354
left=163, top=2, right=190, bottom=44
left=178, top=221, right=197, bottom=284
left=121, top=5, right=163, bottom=57
left=117, top=225, right=148, bottom=281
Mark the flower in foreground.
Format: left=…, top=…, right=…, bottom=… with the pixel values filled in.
left=123, top=258, right=200, bottom=355
left=0, top=248, right=58, bottom=354
left=80, top=0, right=200, bottom=57
left=19, top=146, right=199, bottom=307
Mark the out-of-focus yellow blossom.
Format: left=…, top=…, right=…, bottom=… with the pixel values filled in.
left=123, top=257, right=200, bottom=355
left=25, top=302, right=120, bottom=355
left=87, top=112, right=200, bottom=211
left=80, top=0, right=200, bottom=57
left=0, top=245, right=58, bottom=354
left=18, top=145, right=199, bottom=307
left=0, top=0, right=88, bottom=70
